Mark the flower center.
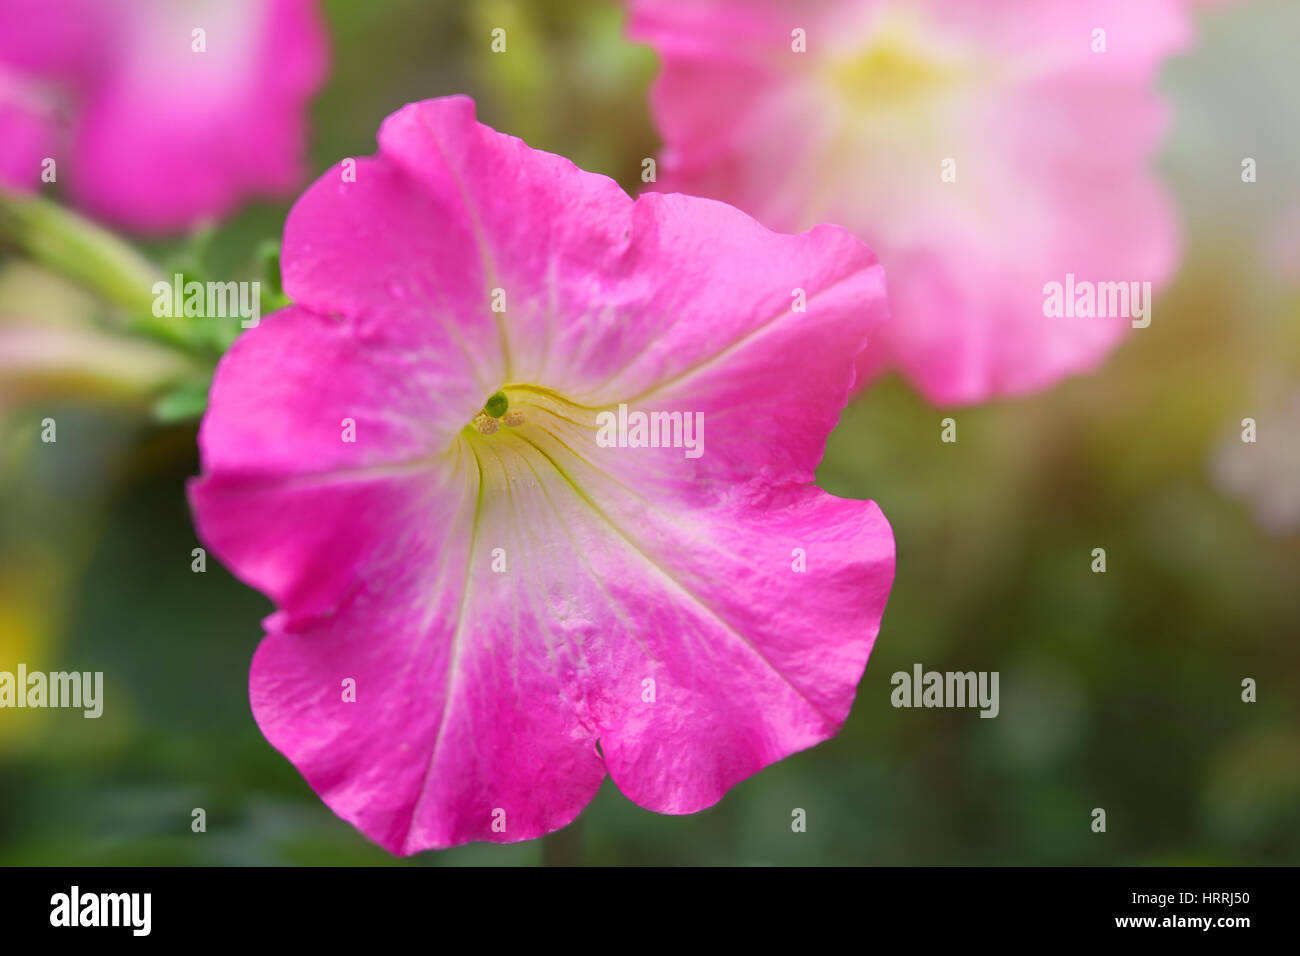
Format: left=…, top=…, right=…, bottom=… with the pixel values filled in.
left=469, top=388, right=526, bottom=435
left=821, top=15, right=962, bottom=115
left=454, top=384, right=605, bottom=530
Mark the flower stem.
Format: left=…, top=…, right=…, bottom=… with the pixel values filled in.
left=0, top=189, right=194, bottom=350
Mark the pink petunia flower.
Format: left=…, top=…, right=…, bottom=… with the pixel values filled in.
left=188, top=96, right=895, bottom=852
left=0, top=0, right=327, bottom=233
left=628, top=0, right=1191, bottom=404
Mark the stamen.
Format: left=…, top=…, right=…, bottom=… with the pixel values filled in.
left=468, top=389, right=523, bottom=434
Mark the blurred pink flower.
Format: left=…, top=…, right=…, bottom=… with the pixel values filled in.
left=0, top=0, right=327, bottom=233
left=629, top=0, right=1191, bottom=404
left=188, top=97, right=895, bottom=852
left=1266, top=201, right=1300, bottom=286
left=1210, top=390, right=1300, bottom=535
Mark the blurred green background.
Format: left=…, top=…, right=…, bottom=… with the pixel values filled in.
left=1, top=0, right=1297, bottom=865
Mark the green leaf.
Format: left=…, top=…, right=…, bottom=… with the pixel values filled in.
left=151, top=380, right=211, bottom=423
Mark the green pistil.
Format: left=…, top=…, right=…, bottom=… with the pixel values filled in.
left=484, top=390, right=509, bottom=418
left=470, top=388, right=525, bottom=435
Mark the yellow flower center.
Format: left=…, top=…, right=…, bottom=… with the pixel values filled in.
left=822, top=23, right=960, bottom=115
